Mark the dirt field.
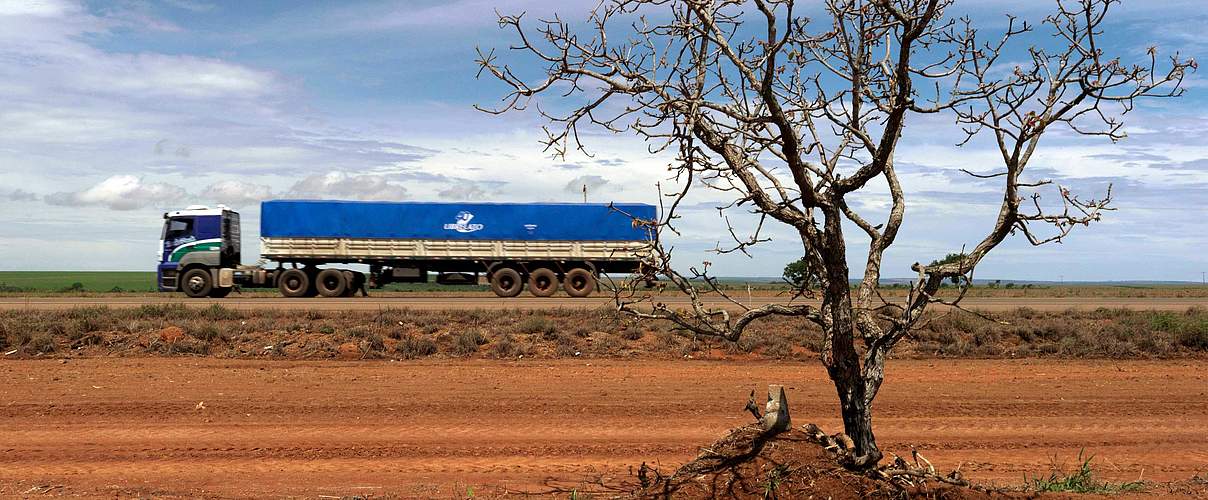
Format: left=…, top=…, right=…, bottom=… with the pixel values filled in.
left=1, top=358, right=1204, bottom=498
left=3, top=295, right=1206, bottom=311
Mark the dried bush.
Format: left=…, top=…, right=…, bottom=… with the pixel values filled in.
left=452, top=329, right=487, bottom=356
left=396, top=335, right=438, bottom=359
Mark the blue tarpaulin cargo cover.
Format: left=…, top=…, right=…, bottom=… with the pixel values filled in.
left=260, top=200, right=656, bottom=242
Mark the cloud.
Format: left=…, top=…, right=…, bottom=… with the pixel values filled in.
left=163, top=0, right=216, bottom=13
left=287, top=172, right=408, bottom=201
left=438, top=183, right=489, bottom=201
left=5, top=188, right=39, bottom=201
left=44, top=175, right=185, bottom=210
left=564, top=174, right=609, bottom=194
left=200, top=180, right=274, bottom=207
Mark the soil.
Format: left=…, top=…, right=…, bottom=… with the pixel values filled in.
left=642, top=424, right=993, bottom=499
left=0, top=358, right=1205, bottom=498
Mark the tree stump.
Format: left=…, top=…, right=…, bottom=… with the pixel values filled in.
left=760, top=384, right=791, bottom=433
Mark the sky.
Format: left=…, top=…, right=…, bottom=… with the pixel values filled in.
left=0, top=0, right=1204, bottom=281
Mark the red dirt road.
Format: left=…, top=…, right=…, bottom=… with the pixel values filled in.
left=1, top=358, right=1205, bottom=498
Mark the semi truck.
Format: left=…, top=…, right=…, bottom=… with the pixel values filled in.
left=158, top=200, right=656, bottom=298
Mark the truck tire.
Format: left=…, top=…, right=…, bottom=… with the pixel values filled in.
left=489, top=268, right=524, bottom=297
left=343, top=272, right=363, bottom=297
left=527, top=268, right=558, bottom=297
left=180, top=268, right=213, bottom=298
left=563, top=268, right=595, bottom=298
left=315, top=269, right=348, bottom=298
left=278, top=269, right=310, bottom=298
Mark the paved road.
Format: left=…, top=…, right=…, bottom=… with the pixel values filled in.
left=1, top=294, right=1204, bottom=311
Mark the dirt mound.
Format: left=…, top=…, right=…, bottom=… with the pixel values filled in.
left=639, top=424, right=1005, bottom=499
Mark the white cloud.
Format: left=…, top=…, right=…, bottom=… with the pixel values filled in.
left=44, top=175, right=185, bottom=210
left=564, top=174, right=610, bottom=195
left=287, top=172, right=408, bottom=201
left=200, top=180, right=274, bottom=208
left=438, top=183, right=489, bottom=200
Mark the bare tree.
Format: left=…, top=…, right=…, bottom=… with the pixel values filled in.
left=477, top=0, right=1192, bottom=468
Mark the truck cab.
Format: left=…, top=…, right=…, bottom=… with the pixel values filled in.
left=158, top=205, right=241, bottom=296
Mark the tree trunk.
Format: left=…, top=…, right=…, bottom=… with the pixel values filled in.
left=819, top=207, right=882, bottom=468
left=834, top=373, right=881, bottom=468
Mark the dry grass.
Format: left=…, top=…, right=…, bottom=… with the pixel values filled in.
left=1, top=305, right=1205, bottom=361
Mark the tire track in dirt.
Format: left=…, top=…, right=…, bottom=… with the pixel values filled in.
left=1, top=358, right=1205, bottom=497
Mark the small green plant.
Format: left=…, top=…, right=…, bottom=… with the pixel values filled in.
left=1027, top=450, right=1145, bottom=494
left=762, top=464, right=789, bottom=499
left=60, top=282, right=85, bottom=293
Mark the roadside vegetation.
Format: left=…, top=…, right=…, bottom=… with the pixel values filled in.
left=1, top=305, right=1205, bottom=360
left=1027, top=450, right=1146, bottom=494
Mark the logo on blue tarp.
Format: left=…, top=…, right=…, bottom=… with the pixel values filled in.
left=443, top=211, right=485, bottom=233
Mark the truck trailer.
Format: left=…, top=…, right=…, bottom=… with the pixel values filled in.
left=158, top=200, right=656, bottom=298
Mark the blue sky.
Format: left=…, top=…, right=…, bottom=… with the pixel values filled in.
left=0, top=0, right=1204, bottom=281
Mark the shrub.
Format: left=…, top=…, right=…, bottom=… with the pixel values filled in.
left=199, top=304, right=243, bottom=321
left=1176, top=327, right=1208, bottom=350
left=361, top=332, right=385, bottom=353
left=189, top=324, right=227, bottom=343
left=491, top=334, right=533, bottom=358
left=592, top=334, right=624, bottom=355
left=29, top=333, right=55, bottom=353
left=452, top=329, right=487, bottom=356
left=620, top=327, right=644, bottom=341
left=134, top=303, right=187, bottom=319
left=553, top=333, right=580, bottom=357
left=516, top=317, right=557, bottom=338
left=396, top=335, right=438, bottom=359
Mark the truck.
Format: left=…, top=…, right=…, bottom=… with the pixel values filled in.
left=157, top=200, right=656, bottom=298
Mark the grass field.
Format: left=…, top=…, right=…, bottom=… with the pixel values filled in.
left=0, top=272, right=157, bottom=292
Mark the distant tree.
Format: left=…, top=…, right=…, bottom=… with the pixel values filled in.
left=929, top=253, right=968, bottom=285
left=479, top=0, right=1191, bottom=468
left=782, top=258, right=819, bottom=291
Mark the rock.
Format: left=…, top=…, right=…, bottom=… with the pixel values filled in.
left=761, top=384, right=791, bottom=433
left=158, top=326, right=185, bottom=344
left=337, top=342, right=360, bottom=359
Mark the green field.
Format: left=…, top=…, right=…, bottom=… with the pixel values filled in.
left=0, top=272, right=157, bottom=292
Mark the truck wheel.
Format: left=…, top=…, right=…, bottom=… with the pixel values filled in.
left=342, top=272, right=363, bottom=297
left=563, top=268, right=595, bottom=298
left=528, top=268, right=558, bottom=297
left=489, top=268, right=524, bottom=298
left=278, top=269, right=310, bottom=298
left=315, top=269, right=348, bottom=298
left=180, top=268, right=213, bottom=298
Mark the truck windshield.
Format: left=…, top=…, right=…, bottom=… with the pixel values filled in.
left=163, top=218, right=193, bottom=240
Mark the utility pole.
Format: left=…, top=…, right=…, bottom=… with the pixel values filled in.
left=582, top=184, right=587, bottom=203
